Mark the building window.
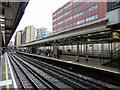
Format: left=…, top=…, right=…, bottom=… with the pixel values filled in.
left=64, top=2, right=72, bottom=9
left=73, top=22, right=78, bottom=26
left=73, top=10, right=84, bottom=18
left=73, top=0, right=79, bottom=4
left=53, top=2, right=72, bottom=17
left=73, top=2, right=84, bottom=11
left=64, top=9, right=72, bottom=16
left=86, top=14, right=98, bottom=22
left=64, top=24, right=72, bottom=29
left=95, top=14, right=98, bottom=19
left=79, top=19, right=85, bottom=24
left=53, top=30, right=57, bottom=33
left=64, top=16, right=72, bottom=22
left=86, top=4, right=98, bottom=13
left=86, top=0, right=93, bottom=4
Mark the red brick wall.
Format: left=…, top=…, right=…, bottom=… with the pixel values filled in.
left=53, top=0, right=107, bottom=34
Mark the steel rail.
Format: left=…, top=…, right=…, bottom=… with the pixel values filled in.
left=13, top=54, right=89, bottom=90
left=11, top=54, right=61, bottom=90
left=8, top=54, right=26, bottom=89
left=17, top=53, right=119, bottom=90
left=9, top=54, right=39, bottom=90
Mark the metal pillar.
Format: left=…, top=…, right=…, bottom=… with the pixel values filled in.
left=114, top=42, right=116, bottom=50
left=63, top=45, right=64, bottom=53
left=0, top=25, right=2, bottom=65
left=108, top=43, right=110, bottom=52
left=111, top=42, right=113, bottom=59
left=111, top=42, right=112, bottom=51
left=108, top=43, right=111, bottom=58
left=86, top=40, right=88, bottom=61
left=71, top=44, right=73, bottom=55
left=50, top=44, right=52, bottom=56
left=76, top=40, right=79, bottom=62
left=67, top=45, right=68, bottom=53
left=53, top=44, right=55, bottom=56
left=91, top=44, right=94, bottom=55
left=44, top=45, right=46, bottom=55
left=81, top=43, right=82, bottom=55
left=101, top=43, right=104, bottom=56
left=84, top=43, right=86, bottom=55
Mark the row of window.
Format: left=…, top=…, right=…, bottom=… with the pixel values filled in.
left=53, top=0, right=95, bottom=17
left=53, top=3, right=88, bottom=22
left=73, top=2, right=84, bottom=11
left=86, top=14, right=98, bottom=22
left=53, top=16, right=72, bottom=28
left=86, top=4, right=98, bottom=13
left=73, top=0, right=79, bottom=4
left=53, top=6, right=97, bottom=27
left=53, top=2, right=72, bottom=17
left=64, top=16, right=72, bottom=22
left=53, top=14, right=98, bottom=32
left=73, top=10, right=84, bottom=18
left=53, top=3, right=98, bottom=22
left=86, top=0, right=93, bottom=4
left=73, top=19, right=85, bottom=26
left=53, top=14, right=63, bottom=22
left=64, top=3, right=72, bottom=9
left=53, top=23, right=73, bottom=32
left=64, top=9, right=72, bottom=16
left=53, top=14, right=98, bottom=28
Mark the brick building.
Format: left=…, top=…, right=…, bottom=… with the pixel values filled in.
left=52, top=0, right=107, bottom=33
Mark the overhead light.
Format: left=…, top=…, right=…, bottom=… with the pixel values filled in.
left=1, top=24, right=5, bottom=26
left=2, top=31, right=5, bottom=33
left=0, top=15, right=5, bottom=19
left=0, top=19, right=5, bottom=21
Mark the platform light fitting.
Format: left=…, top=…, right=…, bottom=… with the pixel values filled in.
left=0, top=19, right=5, bottom=21
left=1, top=24, right=5, bottom=26
left=2, top=31, right=5, bottom=33
left=0, top=15, right=5, bottom=19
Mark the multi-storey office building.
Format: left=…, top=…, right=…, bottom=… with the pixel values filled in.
left=52, top=0, right=107, bottom=33
left=15, top=31, right=22, bottom=48
left=21, top=25, right=35, bottom=44
left=34, top=28, right=47, bottom=40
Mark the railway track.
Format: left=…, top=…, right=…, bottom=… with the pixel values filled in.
left=8, top=54, right=40, bottom=89
left=11, top=53, right=120, bottom=90
left=8, top=53, right=65, bottom=90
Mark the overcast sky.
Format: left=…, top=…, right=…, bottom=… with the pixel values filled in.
left=11, top=0, right=70, bottom=42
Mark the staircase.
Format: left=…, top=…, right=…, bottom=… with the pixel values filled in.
left=102, top=46, right=120, bottom=68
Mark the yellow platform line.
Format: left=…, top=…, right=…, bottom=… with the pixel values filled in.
left=5, top=56, right=9, bottom=90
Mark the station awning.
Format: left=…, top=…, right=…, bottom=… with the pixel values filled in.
left=0, top=1, right=29, bottom=47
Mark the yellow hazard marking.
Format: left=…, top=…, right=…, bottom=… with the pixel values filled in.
left=5, top=56, right=9, bottom=90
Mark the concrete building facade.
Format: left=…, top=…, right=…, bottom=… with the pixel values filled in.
left=16, top=31, right=22, bottom=48
left=21, top=25, right=35, bottom=44
left=21, top=29, right=26, bottom=44
left=34, top=27, right=47, bottom=40
left=26, top=25, right=35, bottom=43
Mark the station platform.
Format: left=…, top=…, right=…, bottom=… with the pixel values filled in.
left=18, top=52, right=120, bottom=73
left=0, top=53, right=17, bottom=89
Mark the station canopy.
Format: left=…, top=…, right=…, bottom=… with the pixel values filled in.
left=0, top=0, right=29, bottom=47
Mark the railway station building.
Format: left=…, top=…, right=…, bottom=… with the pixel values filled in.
left=0, top=1, right=120, bottom=89
left=20, top=1, right=120, bottom=68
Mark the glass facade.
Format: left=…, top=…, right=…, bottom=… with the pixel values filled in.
left=34, top=28, right=47, bottom=40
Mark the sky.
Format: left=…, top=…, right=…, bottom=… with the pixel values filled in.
left=11, top=0, right=70, bottom=42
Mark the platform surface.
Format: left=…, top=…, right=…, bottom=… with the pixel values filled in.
left=19, top=52, right=120, bottom=73
left=0, top=53, right=17, bottom=89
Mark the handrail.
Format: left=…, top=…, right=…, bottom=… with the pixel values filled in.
left=111, top=46, right=120, bottom=52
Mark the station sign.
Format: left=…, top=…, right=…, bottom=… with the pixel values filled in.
left=112, top=32, right=120, bottom=39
